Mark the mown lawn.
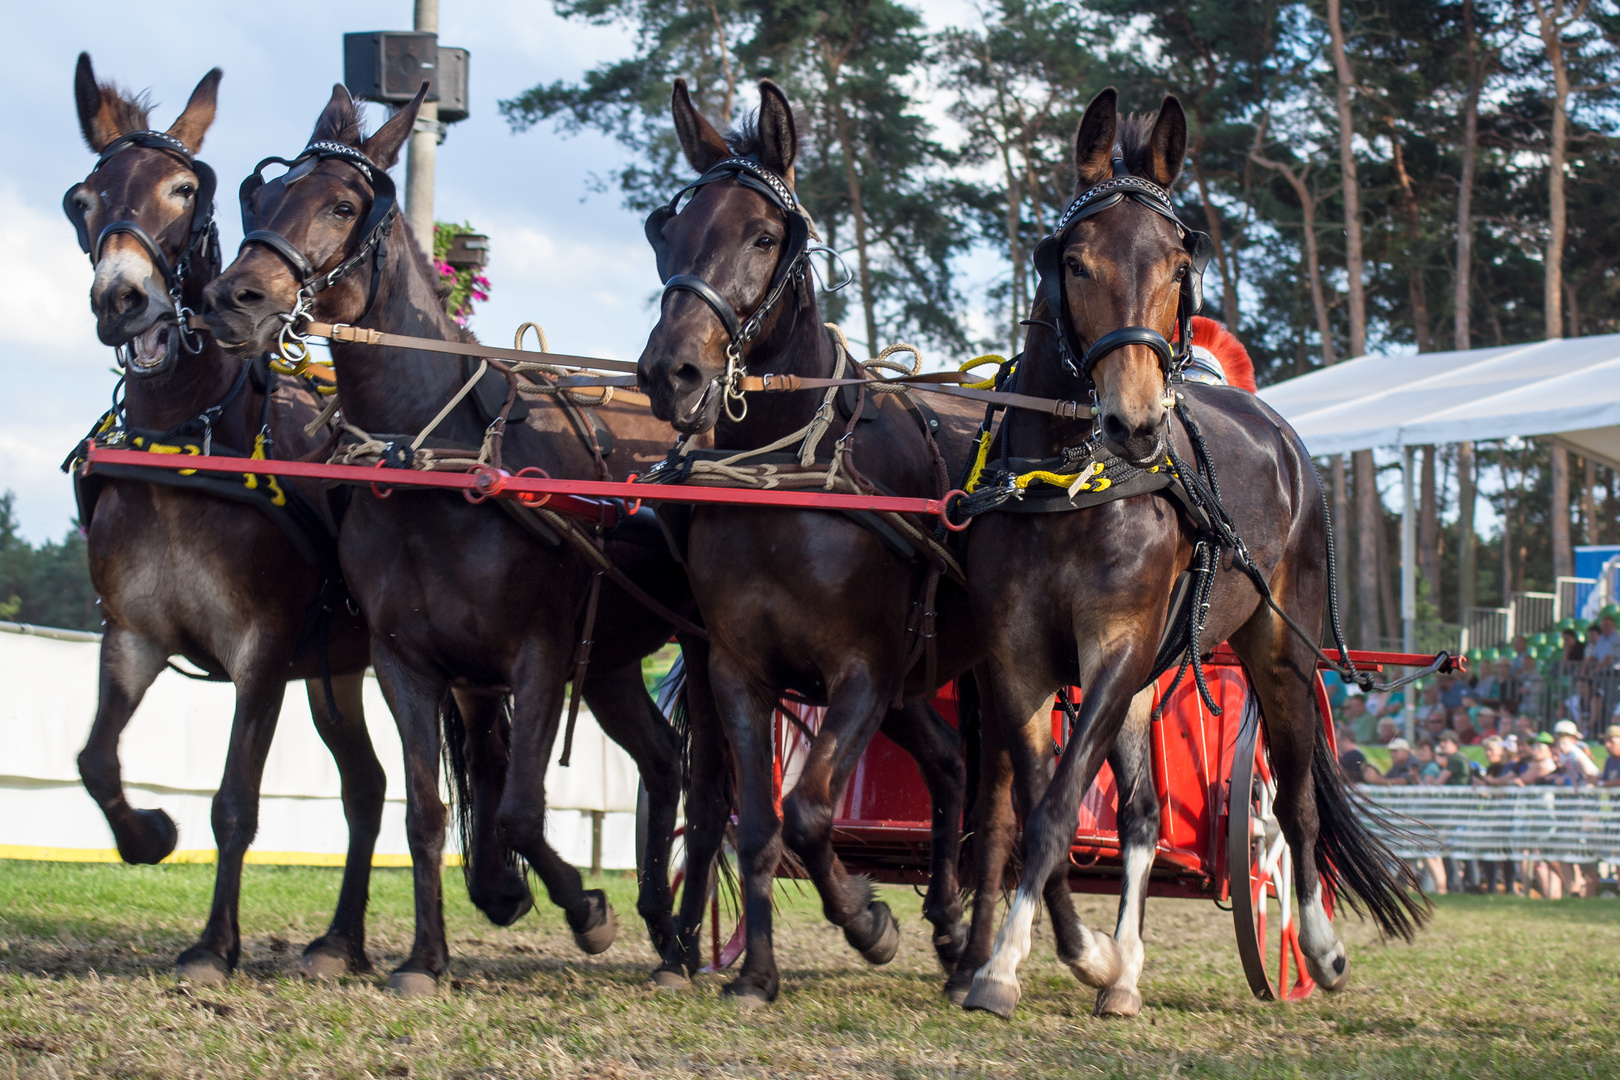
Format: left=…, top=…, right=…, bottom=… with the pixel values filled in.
left=1, top=860, right=1617, bottom=1078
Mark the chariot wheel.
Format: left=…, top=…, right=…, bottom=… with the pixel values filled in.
left=1227, top=694, right=1317, bottom=1002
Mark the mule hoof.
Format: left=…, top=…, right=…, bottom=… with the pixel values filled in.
left=174, top=949, right=229, bottom=986
left=117, top=809, right=179, bottom=865
left=932, top=925, right=968, bottom=972
left=1307, top=942, right=1351, bottom=993
left=650, top=967, right=689, bottom=991
left=722, top=982, right=773, bottom=1010
left=300, top=949, right=353, bottom=981
left=387, top=971, right=440, bottom=998
left=846, top=901, right=899, bottom=966
left=943, top=980, right=971, bottom=1008
left=473, top=870, right=534, bottom=928
left=571, top=890, right=618, bottom=955
left=1093, top=987, right=1142, bottom=1018
left=961, top=973, right=1020, bottom=1018
left=1067, top=931, right=1124, bottom=988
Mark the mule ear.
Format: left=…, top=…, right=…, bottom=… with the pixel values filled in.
left=1143, top=94, right=1187, bottom=189
left=167, top=68, right=222, bottom=154
left=310, top=83, right=362, bottom=146
left=756, top=80, right=797, bottom=181
left=75, top=52, right=120, bottom=152
left=672, top=78, right=730, bottom=174
left=362, top=81, right=426, bottom=169
left=1073, top=86, right=1118, bottom=190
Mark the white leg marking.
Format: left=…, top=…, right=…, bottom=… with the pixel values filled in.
left=107, top=631, right=168, bottom=702
left=1297, top=879, right=1349, bottom=990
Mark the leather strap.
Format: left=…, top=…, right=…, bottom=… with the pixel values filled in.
left=662, top=274, right=741, bottom=340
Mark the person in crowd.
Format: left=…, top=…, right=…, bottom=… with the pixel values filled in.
left=1552, top=719, right=1600, bottom=785
left=1336, top=724, right=1379, bottom=784
left=1474, top=735, right=1519, bottom=894
left=1435, top=729, right=1476, bottom=892
left=1522, top=732, right=1560, bottom=785
left=1372, top=737, right=1416, bottom=784
left=1453, top=709, right=1481, bottom=746
left=1414, top=738, right=1442, bottom=784
left=1475, top=664, right=1505, bottom=708
left=1424, top=709, right=1450, bottom=745
left=1510, top=635, right=1532, bottom=676
left=1493, top=659, right=1522, bottom=714
left=1601, top=725, right=1620, bottom=787
left=1591, top=615, right=1619, bottom=665
left=1339, top=694, right=1377, bottom=746
left=1514, top=714, right=1538, bottom=743
left=1563, top=627, right=1586, bottom=664
left=1375, top=717, right=1399, bottom=746
left=1439, top=674, right=1467, bottom=710
left=1414, top=685, right=1445, bottom=727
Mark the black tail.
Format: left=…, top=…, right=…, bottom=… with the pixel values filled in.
left=1310, top=724, right=1430, bottom=940
left=439, top=691, right=478, bottom=895
left=954, top=671, right=982, bottom=904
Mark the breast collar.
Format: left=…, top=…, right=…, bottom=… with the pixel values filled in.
left=644, top=156, right=815, bottom=376
left=237, top=140, right=399, bottom=329
left=63, top=130, right=220, bottom=356
left=1030, top=160, right=1213, bottom=391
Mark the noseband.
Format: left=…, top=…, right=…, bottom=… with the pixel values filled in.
left=1030, top=162, right=1213, bottom=392
left=237, top=141, right=399, bottom=372
left=63, top=130, right=220, bottom=358
left=644, top=157, right=814, bottom=420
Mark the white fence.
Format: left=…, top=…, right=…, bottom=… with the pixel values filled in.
left=1360, top=786, right=1620, bottom=861
left=0, top=623, right=642, bottom=868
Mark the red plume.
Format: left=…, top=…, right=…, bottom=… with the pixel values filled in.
left=1189, top=316, right=1255, bottom=392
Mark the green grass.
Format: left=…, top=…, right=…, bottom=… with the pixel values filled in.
left=2, top=861, right=1619, bottom=1077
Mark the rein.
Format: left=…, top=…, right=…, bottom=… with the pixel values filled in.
left=63, top=130, right=219, bottom=361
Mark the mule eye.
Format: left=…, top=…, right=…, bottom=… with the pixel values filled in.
left=333, top=202, right=356, bottom=220
left=1067, top=257, right=1089, bottom=279
left=1174, top=264, right=1190, bottom=281
left=174, top=183, right=196, bottom=199
left=755, top=235, right=776, bottom=250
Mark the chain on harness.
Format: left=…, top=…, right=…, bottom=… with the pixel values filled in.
left=237, top=140, right=400, bottom=376
left=63, top=130, right=220, bottom=365
left=644, top=156, right=834, bottom=422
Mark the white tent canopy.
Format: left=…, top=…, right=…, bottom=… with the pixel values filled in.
left=1256, top=333, right=1620, bottom=468
left=1256, top=333, right=1620, bottom=657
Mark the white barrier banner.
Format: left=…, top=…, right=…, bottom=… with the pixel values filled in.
left=1359, top=786, right=1620, bottom=861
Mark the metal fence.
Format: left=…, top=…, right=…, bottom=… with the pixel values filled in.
left=1528, top=661, right=1620, bottom=732
left=1360, top=786, right=1620, bottom=861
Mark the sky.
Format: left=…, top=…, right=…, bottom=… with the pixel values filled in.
left=0, top=0, right=976, bottom=543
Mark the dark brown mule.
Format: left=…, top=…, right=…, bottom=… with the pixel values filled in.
left=65, top=54, right=399, bottom=983
left=957, top=89, right=1426, bottom=1018
left=636, top=81, right=978, bottom=1006
left=200, top=85, right=705, bottom=995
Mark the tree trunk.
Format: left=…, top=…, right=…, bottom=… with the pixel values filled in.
left=1376, top=484, right=1400, bottom=643
left=1421, top=446, right=1441, bottom=611
left=1355, top=449, right=1381, bottom=648
left=1327, top=0, right=1367, bottom=359
left=825, top=51, right=878, bottom=354
left=1391, top=136, right=1432, bottom=352
left=1552, top=443, right=1573, bottom=578
left=1191, top=143, right=1238, bottom=325
left=1500, top=455, right=1515, bottom=605
left=1458, top=440, right=1477, bottom=616
left=1535, top=0, right=1573, bottom=342
left=1455, top=0, right=1483, bottom=352
left=1000, top=140, right=1024, bottom=352
left=1580, top=455, right=1597, bottom=543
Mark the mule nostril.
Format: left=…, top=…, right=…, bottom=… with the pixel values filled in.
left=114, top=285, right=144, bottom=316
left=671, top=363, right=703, bottom=391
left=1102, top=413, right=1130, bottom=447
left=231, top=286, right=265, bottom=308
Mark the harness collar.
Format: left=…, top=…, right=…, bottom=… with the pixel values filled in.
left=644, top=156, right=817, bottom=421
left=62, top=130, right=221, bottom=362
left=1031, top=161, right=1213, bottom=390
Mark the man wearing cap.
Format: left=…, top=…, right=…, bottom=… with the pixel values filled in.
left=1553, top=719, right=1600, bottom=785
left=1600, top=725, right=1620, bottom=787
left=1369, top=738, right=1416, bottom=785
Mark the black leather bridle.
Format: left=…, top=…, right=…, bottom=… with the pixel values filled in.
left=237, top=141, right=399, bottom=370
left=1030, top=161, right=1213, bottom=392
left=644, top=156, right=815, bottom=420
left=63, top=130, right=220, bottom=358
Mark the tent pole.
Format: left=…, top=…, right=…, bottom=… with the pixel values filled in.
left=1402, top=445, right=1417, bottom=655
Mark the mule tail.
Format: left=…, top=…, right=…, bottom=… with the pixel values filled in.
left=1310, top=724, right=1430, bottom=941
left=440, top=691, right=522, bottom=894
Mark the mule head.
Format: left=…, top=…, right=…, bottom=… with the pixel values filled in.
left=202, top=83, right=423, bottom=356
left=67, top=53, right=221, bottom=375
left=637, top=79, right=808, bottom=433
left=1046, top=88, right=1193, bottom=466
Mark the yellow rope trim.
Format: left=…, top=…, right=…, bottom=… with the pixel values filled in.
left=959, top=354, right=1006, bottom=390
left=0, top=844, right=441, bottom=868
left=963, top=429, right=993, bottom=493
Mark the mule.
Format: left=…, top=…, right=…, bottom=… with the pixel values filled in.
left=199, top=84, right=706, bottom=995
left=957, top=89, right=1426, bottom=1019
left=635, top=80, right=989, bottom=1006
left=64, top=54, right=404, bottom=983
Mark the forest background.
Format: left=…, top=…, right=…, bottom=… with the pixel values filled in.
left=9, top=0, right=1619, bottom=647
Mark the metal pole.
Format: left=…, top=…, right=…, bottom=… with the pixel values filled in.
left=1401, top=445, right=1417, bottom=654
left=404, top=0, right=439, bottom=258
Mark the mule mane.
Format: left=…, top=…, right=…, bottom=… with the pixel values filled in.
left=723, top=113, right=765, bottom=160
left=85, top=84, right=153, bottom=150
left=1112, top=113, right=1160, bottom=180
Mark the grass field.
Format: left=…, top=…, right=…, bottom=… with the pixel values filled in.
left=1, top=862, right=1618, bottom=1078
